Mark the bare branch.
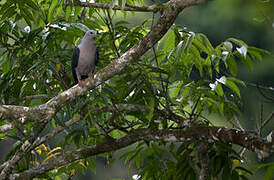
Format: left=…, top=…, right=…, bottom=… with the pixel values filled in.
left=22, top=94, right=49, bottom=101
left=10, top=125, right=274, bottom=179
left=0, top=105, right=54, bottom=124
left=197, top=142, right=210, bottom=180
left=0, top=123, right=13, bottom=133
left=0, top=104, right=148, bottom=174
left=259, top=110, right=274, bottom=135
left=246, top=82, right=274, bottom=92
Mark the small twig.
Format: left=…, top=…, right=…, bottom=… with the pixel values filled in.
left=22, top=94, right=49, bottom=101
left=239, top=147, right=247, bottom=158
left=259, top=103, right=264, bottom=136
left=245, top=82, right=274, bottom=102
left=259, top=110, right=274, bottom=135
left=190, top=96, right=201, bottom=121
left=31, top=72, right=54, bottom=94
left=30, top=115, right=81, bottom=151
left=151, top=13, right=170, bottom=111
left=257, top=85, right=274, bottom=102
left=93, top=121, right=108, bottom=136
left=106, top=9, right=120, bottom=57
left=52, top=71, right=70, bottom=90
left=233, top=114, right=244, bottom=131
left=246, top=82, right=274, bottom=92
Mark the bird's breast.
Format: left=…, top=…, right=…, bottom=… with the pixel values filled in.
left=77, top=48, right=96, bottom=75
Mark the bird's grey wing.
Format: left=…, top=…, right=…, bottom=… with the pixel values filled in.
left=71, top=46, right=80, bottom=84
left=95, top=48, right=99, bottom=66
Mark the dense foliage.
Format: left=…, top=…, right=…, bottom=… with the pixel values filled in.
left=0, top=0, right=273, bottom=179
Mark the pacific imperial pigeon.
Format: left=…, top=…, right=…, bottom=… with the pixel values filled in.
left=71, top=30, right=99, bottom=84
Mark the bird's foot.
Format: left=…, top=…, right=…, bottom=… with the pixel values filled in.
left=88, top=73, right=94, bottom=77
left=78, top=79, right=82, bottom=84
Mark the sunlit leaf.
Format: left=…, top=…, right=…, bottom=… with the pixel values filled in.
left=48, top=0, right=58, bottom=23
left=225, top=79, right=241, bottom=97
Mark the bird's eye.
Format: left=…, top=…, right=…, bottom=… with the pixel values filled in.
left=90, top=31, right=93, bottom=34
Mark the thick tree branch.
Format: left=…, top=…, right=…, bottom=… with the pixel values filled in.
left=197, top=142, right=210, bottom=180
left=0, top=104, right=148, bottom=175
left=67, top=1, right=161, bottom=13
left=30, top=104, right=149, bottom=150
left=0, top=123, right=13, bottom=133
left=0, top=105, right=54, bottom=124
left=10, top=125, right=274, bottom=179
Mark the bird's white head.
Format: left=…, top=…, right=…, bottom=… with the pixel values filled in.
left=84, top=30, right=99, bottom=39
left=79, top=30, right=99, bottom=46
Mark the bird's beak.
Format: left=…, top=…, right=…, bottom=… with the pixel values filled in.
left=97, top=30, right=106, bottom=35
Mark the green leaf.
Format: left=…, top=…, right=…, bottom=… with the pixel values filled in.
left=215, top=83, right=224, bottom=97
left=248, top=46, right=270, bottom=56
left=151, top=143, right=164, bottom=157
left=1, top=56, right=10, bottom=74
left=135, top=151, right=142, bottom=169
left=175, top=32, right=195, bottom=59
left=227, top=38, right=248, bottom=47
left=265, top=165, right=274, bottom=180
left=158, top=30, right=175, bottom=54
left=231, top=170, right=239, bottom=180
left=169, top=81, right=182, bottom=98
left=124, top=151, right=136, bottom=164
left=51, top=119, right=56, bottom=129
left=71, top=23, right=90, bottom=32
left=225, top=78, right=241, bottom=97
left=48, top=0, right=58, bottom=23
left=65, top=6, right=72, bottom=21
left=25, top=0, right=40, bottom=11
left=248, top=46, right=270, bottom=62
left=20, top=7, right=34, bottom=26
left=236, top=51, right=253, bottom=71
left=72, top=7, right=83, bottom=22
left=226, top=55, right=238, bottom=76
left=234, top=167, right=253, bottom=175
left=118, top=0, right=126, bottom=10
left=198, top=33, right=214, bottom=51
left=146, top=97, right=155, bottom=121
left=249, top=162, right=274, bottom=172
left=0, top=133, right=7, bottom=140
left=86, top=157, right=96, bottom=173
left=1, top=5, right=16, bottom=20
left=226, top=77, right=246, bottom=87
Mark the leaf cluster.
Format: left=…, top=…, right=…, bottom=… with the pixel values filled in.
left=0, top=0, right=271, bottom=179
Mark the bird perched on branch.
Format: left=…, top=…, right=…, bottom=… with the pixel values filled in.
left=71, top=30, right=99, bottom=84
